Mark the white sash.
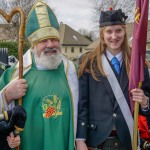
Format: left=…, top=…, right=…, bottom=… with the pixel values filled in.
left=62, top=55, right=79, bottom=137
left=101, top=54, right=134, bottom=143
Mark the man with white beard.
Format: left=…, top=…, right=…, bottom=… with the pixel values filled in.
left=33, top=46, right=63, bottom=70
left=0, top=1, right=78, bottom=150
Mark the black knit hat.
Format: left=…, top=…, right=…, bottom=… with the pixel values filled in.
left=99, top=9, right=128, bottom=28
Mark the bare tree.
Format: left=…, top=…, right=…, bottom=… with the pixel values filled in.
left=78, top=28, right=97, bottom=41
left=0, top=0, right=35, bottom=40
left=89, top=0, right=136, bottom=37
left=0, top=1, right=9, bottom=23
left=0, top=0, right=35, bottom=25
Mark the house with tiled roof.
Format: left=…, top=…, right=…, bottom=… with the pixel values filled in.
left=59, top=23, right=92, bottom=58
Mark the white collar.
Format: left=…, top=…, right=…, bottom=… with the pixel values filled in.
left=35, top=64, right=49, bottom=70
left=34, top=58, right=49, bottom=70
left=106, top=50, right=123, bottom=66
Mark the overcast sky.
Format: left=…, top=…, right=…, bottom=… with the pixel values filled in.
left=46, top=0, right=94, bottom=32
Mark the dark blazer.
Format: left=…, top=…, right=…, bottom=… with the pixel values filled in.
left=76, top=61, right=150, bottom=150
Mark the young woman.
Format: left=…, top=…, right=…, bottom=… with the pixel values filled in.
left=76, top=9, right=150, bottom=150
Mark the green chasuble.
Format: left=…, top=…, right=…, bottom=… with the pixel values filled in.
left=0, top=58, right=74, bottom=150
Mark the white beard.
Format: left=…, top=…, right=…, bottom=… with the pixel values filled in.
left=33, top=47, right=63, bottom=70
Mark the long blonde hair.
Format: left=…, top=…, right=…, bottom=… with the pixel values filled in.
left=78, top=25, right=131, bottom=80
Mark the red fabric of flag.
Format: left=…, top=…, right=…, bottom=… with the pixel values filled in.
left=129, top=0, right=149, bottom=112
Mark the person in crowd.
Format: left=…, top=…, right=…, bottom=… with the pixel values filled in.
left=0, top=1, right=78, bottom=149
left=138, top=115, right=150, bottom=150
left=76, top=8, right=150, bottom=150
left=0, top=105, right=26, bottom=150
left=138, top=60, right=150, bottom=150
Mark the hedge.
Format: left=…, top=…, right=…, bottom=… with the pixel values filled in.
left=0, top=41, right=30, bottom=58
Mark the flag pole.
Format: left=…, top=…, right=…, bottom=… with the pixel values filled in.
left=132, top=103, right=139, bottom=150
left=132, top=82, right=142, bottom=150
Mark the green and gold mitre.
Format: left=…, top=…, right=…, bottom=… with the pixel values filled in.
left=25, top=0, right=60, bottom=47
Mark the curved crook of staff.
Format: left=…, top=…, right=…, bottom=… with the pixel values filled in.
left=0, top=7, right=25, bottom=105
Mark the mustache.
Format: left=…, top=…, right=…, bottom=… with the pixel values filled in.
left=44, top=48, right=59, bottom=53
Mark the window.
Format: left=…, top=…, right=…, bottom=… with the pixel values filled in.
left=80, top=47, right=82, bottom=53
left=65, top=47, right=67, bottom=53
left=71, top=47, right=74, bottom=53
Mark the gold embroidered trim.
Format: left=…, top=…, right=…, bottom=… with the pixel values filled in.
left=65, top=59, right=75, bottom=144
left=14, top=125, right=24, bottom=132
left=2, top=97, right=4, bottom=113
left=2, top=91, right=9, bottom=113
left=28, top=27, right=59, bottom=46
left=4, top=111, right=9, bottom=121
left=35, top=1, right=51, bottom=28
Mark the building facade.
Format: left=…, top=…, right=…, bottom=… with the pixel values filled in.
left=59, top=23, right=92, bottom=59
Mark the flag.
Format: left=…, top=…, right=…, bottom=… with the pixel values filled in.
left=129, top=0, right=149, bottom=112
